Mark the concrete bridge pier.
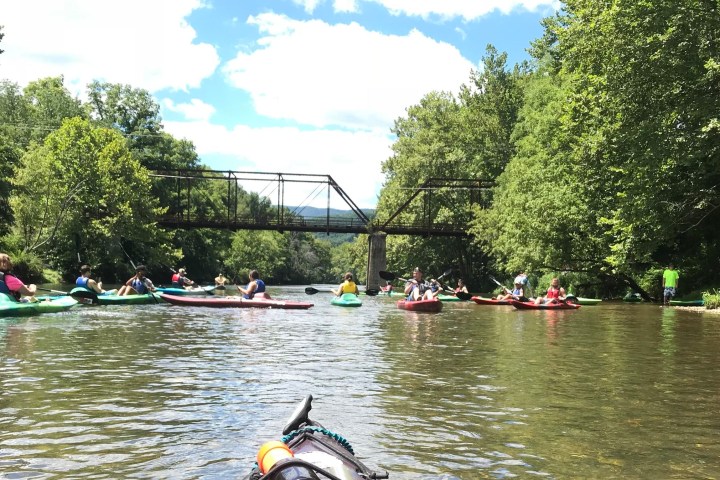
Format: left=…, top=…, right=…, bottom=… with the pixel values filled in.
left=366, top=233, right=387, bottom=291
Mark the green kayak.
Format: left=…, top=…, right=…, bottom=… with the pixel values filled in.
left=575, top=297, right=602, bottom=306
left=331, top=293, right=362, bottom=307
left=437, top=293, right=465, bottom=302
left=0, top=293, right=77, bottom=317
left=669, top=299, right=704, bottom=307
left=70, top=287, right=162, bottom=306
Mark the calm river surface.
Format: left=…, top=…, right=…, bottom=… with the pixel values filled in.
left=1, top=286, right=719, bottom=479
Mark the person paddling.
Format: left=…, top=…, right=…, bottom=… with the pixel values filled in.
left=215, top=273, right=227, bottom=288
left=238, top=270, right=268, bottom=299
left=0, top=253, right=37, bottom=302
left=117, top=265, right=156, bottom=296
left=171, top=268, right=194, bottom=289
left=76, top=264, right=105, bottom=294
left=497, top=280, right=526, bottom=302
left=333, top=272, right=360, bottom=296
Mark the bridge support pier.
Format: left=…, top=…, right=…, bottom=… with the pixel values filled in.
left=366, top=233, right=387, bottom=291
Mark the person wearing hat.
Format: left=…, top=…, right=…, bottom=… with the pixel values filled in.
left=171, top=268, right=194, bottom=289
left=404, top=267, right=438, bottom=301
left=496, top=280, right=526, bottom=301
left=75, top=264, right=105, bottom=294
left=117, top=265, right=156, bottom=296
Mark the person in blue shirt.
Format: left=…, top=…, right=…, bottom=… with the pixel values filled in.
left=75, top=265, right=104, bottom=294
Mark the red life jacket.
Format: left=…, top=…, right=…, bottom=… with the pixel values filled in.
left=546, top=287, right=561, bottom=299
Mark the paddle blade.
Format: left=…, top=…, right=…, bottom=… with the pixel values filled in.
left=455, top=292, right=473, bottom=301
left=437, top=268, right=453, bottom=280
left=565, top=295, right=579, bottom=304
left=378, top=271, right=395, bottom=281
left=365, top=289, right=379, bottom=296
left=305, top=287, right=319, bottom=295
left=70, top=290, right=99, bottom=305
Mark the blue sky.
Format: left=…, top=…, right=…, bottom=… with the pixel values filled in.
left=1, top=0, right=560, bottom=209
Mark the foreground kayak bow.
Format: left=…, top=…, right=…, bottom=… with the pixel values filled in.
left=245, top=395, right=389, bottom=480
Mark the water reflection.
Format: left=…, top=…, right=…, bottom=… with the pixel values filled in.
left=0, top=294, right=719, bottom=478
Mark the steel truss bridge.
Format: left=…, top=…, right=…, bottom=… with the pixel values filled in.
left=150, top=169, right=493, bottom=237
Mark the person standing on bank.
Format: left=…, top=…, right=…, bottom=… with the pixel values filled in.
left=76, top=265, right=105, bottom=294
left=0, top=253, right=37, bottom=301
left=662, top=263, right=680, bottom=306
left=238, top=270, right=267, bottom=299
left=333, top=272, right=360, bottom=296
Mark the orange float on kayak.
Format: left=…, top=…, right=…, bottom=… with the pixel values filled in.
left=396, top=298, right=443, bottom=312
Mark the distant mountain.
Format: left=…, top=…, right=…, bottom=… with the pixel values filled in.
left=288, top=206, right=375, bottom=218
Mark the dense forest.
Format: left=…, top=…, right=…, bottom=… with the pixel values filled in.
left=1, top=1, right=719, bottom=299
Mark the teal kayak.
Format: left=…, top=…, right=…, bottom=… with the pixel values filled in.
left=155, top=285, right=216, bottom=295
left=70, top=287, right=161, bottom=305
left=437, top=293, right=463, bottom=302
left=0, top=293, right=77, bottom=317
left=576, top=297, right=602, bottom=306
left=331, top=293, right=362, bottom=307
left=669, top=299, right=704, bottom=306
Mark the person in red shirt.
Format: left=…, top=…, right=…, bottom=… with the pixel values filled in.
left=534, top=277, right=566, bottom=305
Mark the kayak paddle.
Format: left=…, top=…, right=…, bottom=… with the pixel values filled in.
left=70, top=289, right=100, bottom=305
left=305, top=286, right=378, bottom=296
left=36, top=287, right=71, bottom=295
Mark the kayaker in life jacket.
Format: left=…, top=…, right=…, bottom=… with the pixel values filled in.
left=0, top=253, right=37, bottom=302
left=171, top=268, right=194, bottom=289
left=333, top=272, right=360, bottom=296
left=76, top=264, right=105, bottom=294
left=404, top=267, right=438, bottom=301
left=238, top=270, right=267, bottom=299
left=497, top=280, right=527, bottom=302
left=117, top=265, right=156, bottom=296
left=535, top=277, right=566, bottom=305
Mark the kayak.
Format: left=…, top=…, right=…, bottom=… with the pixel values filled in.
left=471, top=296, right=511, bottom=306
left=510, top=300, right=581, bottom=310
left=396, top=298, right=443, bottom=313
left=160, top=293, right=314, bottom=310
left=576, top=297, right=602, bottom=306
left=669, top=299, right=704, bottom=306
left=155, top=285, right=216, bottom=295
left=244, top=395, right=387, bottom=480
left=331, top=293, right=362, bottom=307
left=370, top=290, right=404, bottom=297
left=623, top=294, right=643, bottom=302
left=0, top=293, right=77, bottom=317
left=437, top=293, right=464, bottom=302
left=70, top=287, right=162, bottom=305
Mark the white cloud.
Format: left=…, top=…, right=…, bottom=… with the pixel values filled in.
left=162, top=98, right=216, bottom=122
left=368, top=0, right=560, bottom=20
left=164, top=120, right=391, bottom=208
left=0, top=0, right=220, bottom=94
left=292, top=0, right=322, bottom=14
left=334, top=0, right=359, bottom=13
left=223, top=13, right=474, bottom=130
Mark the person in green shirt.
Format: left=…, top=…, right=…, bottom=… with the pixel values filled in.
left=662, top=263, right=680, bottom=306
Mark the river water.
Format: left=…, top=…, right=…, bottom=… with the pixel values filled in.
left=1, top=287, right=719, bottom=479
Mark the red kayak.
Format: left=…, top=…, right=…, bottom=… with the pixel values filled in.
left=472, top=296, right=511, bottom=306
left=160, top=293, right=314, bottom=310
left=510, top=300, right=580, bottom=310
left=396, top=298, right=443, bottom=313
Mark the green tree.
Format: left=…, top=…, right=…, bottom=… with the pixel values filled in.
left=10, top=117, right=175, bottom=279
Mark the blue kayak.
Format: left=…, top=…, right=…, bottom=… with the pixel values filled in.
left=155, top=285, right=216, bottom=295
